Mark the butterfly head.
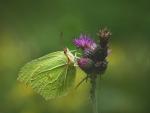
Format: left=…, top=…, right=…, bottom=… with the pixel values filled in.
left=64, top=48, right=75, bottom=64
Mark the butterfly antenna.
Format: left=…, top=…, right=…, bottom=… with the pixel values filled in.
left=59, top=32, right=65, bottom=49
left=75, top=76, right=88, bottom=89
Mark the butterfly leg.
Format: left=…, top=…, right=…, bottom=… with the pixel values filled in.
left=75, top=76, right=89, bottom=89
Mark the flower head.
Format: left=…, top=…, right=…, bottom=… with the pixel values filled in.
left=73, top=28, right=111, bottom=75
left=73, top=34, right=97, bottom=50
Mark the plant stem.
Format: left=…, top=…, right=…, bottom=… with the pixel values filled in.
left=90, top=74, right=98, bottom=113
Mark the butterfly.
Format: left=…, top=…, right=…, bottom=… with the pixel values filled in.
left=17, top=48, right=79, bottom=100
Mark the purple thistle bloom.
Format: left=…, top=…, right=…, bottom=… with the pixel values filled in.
left=73, top=34, right=97, bottom=50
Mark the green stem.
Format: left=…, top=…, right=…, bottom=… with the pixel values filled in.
left=90, top=74, right=98, bottom=113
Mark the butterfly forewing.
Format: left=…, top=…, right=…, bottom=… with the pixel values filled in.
left=17, top=50, right=76, bottom=100
left=18, top=51, right=65, bottom=83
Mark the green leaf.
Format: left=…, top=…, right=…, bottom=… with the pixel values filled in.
left=17, top=50, right=76, bottom=100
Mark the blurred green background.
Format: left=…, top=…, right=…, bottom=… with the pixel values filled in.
left=0, top=0, right=150, bottom=113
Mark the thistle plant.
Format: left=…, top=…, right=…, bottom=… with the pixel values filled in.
left=74, top=28, right=111, bottom=113
left=17, top=27, right=111, bottom=113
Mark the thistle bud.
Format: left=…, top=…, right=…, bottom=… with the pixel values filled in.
left=77, top=57, right=94, bottom=74
left=98, top=27, right=111, bottom=48
left=98, top=27, right=111, bottom=40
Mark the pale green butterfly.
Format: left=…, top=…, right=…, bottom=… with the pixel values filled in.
left=17, top=48, right=79, bottom=100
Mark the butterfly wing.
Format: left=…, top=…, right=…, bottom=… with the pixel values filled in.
left=17, top=51, right=76, bottom=100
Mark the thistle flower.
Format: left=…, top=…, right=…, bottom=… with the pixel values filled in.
left=73, top=27, right=111, bottom=113
left=73, top=34, right=97, bottom=50
left=74, top=28, right=111, bottom=75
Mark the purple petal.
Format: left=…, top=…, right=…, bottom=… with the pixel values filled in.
left=73, top=34, right=97, bottom=50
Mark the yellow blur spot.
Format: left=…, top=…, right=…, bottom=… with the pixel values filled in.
left=9, top=83, right=33, bottom=100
